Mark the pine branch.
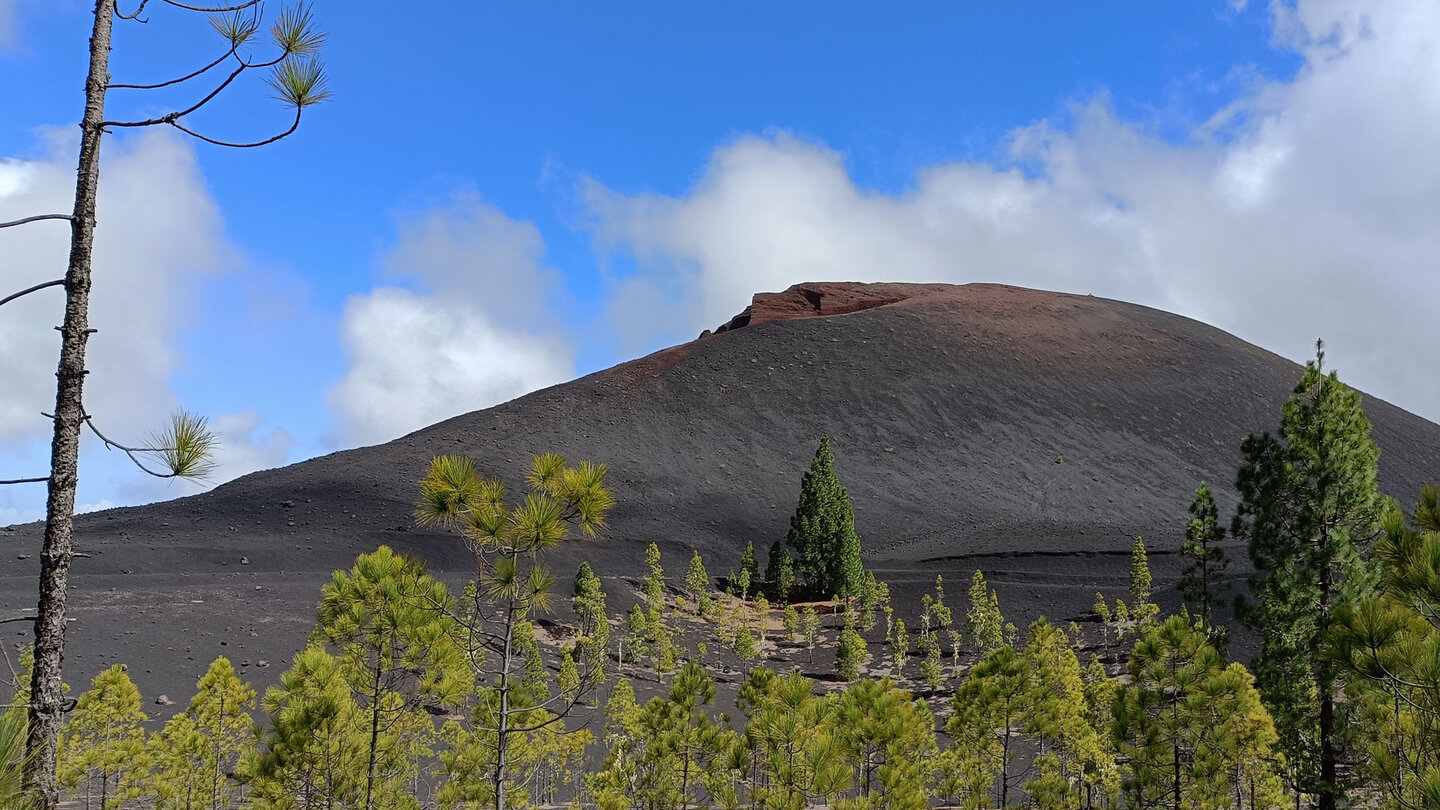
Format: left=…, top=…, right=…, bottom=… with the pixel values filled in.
left=0, top=214, right=72, bottom=229
left=1, top=279, right=65, bottom=309
left=159, top=0, right=262, bottom=11
left=168, top=108, right=302, bottom=148
left=0, top=477, right=48, bottom=486
left=114, top=0, right=152, bottom=21
left=109, top=45, right=238, bottom=89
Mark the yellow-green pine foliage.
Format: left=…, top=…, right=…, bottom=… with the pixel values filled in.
left=782, top=604, right=800, bottom=641
left=58, top=664, right=150, bottom=808
left=0, top=650, right=34, bottom=808
left=836, top=613, right=870, bottom=682
left=965, top=570, right=1005, bottom=655
left=1113, top=615, right=1284, bottom=810
left=245, top=644, right=366, bottom=810
left=585, top=679, right=644, bottom=810
left=834, top=677, right=936, bottom=809
left=684, top=551, right=710, bottom=616
left=150, top=656, right=256, bottom=810
left=314, top=545, right=469, bottom=810
left=438, top=620, right=595, bottom=809
left=800, top=606, right=822, bottom=662
left=742, top=669, right=847, bottom=808
left=890, top=618, right=910, bottom=677
left=644, top=543, right=665, bottom=608
left=629, top=662, right=735, bottom=810
left=1128, top=537, right=1159, bottom=628
left=948, top=644, right=1033, bottom=808
left=1020, top=621, right=1117, bottom=807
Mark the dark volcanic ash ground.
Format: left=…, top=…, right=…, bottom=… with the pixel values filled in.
left=3, top=282, right=1438, bottom=707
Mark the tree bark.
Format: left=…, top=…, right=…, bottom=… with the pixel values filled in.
left=24, top=1, right=114, bottom=806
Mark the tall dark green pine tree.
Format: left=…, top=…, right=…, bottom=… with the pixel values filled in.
left=1233, top=342, right=1385, bottom=810
left=1179, top=482, right=1229, bottom=630
left=784, top=434, right=865, bottom=598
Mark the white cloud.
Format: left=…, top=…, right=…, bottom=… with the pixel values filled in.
left=0, top=129, right=227, bottom=445
left=328, top=197, right=575, bottom=446
left=584, top=0, right=1440, bottom=425
left=1, top=130, right=294, bottom=518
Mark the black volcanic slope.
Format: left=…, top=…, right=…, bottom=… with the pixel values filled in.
left=3, top=282, right=1438, bottom=700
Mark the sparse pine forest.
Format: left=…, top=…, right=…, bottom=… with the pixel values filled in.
left=1, top=350, right=1438, bottom=810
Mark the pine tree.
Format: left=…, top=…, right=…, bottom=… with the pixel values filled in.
left=800, top=606, right=822, bottom=663
left=918, top=630, right=944, bottom=693
left=631, top=662, right=735, bottom=810
left=1129, top=537, right=1159, bottom=628
left=58, top=665, right=149, bottom=809
left=835, top=678, right=937, bottom=807
left=890, top=619, right=911, bottom=678
left=948, top=645, right=1033, bottom=808
left=836, top=615, right=870, bottom=682
left=1093, top=593, right=1113, bottom=658
left=314, top=545, right=469, bottom=810
left=415, top=452, right=615, bottom=810
left=966, top=571, right=1005, bottom=655
left=150, top=656, right=256, bottom=810
left=572, top=561, right=611, bottom=697
left=782, top=604, right=800, bottom=642
left=586, top=679, right=644, bottom=810
left=245, top=645, right=366, bottom=810
left=1113, top=615, right=1282, bottom=810
left=765, top=540, right=796, bottom=601
left=1020, top=621, right=1116, bottom=808
left=1234, top=344, right=1384, bottom=810
left=739, top=541, right=759, bottom=598
left=784, top=435, right=866, bottom=597
left=684, top=551, right=710, bottom=616
left=1179, top=483, right=1228, bottom=625
left=1332, top=487, right=1440, bottom=810
left=857, top=572, right=890, bottom=632
left=743, top=669, right=847, bottom=808
left=645, top=542, right=666, bottom=608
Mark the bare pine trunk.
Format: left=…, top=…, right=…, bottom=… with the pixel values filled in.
left=24, top=2, right=114, bottom=806
left=494, top=594, right=517, bottom=810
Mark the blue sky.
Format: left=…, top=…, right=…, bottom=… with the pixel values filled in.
left=3, top=1, right=1438, bottom=521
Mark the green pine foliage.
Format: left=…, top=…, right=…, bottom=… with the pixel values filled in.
left=781, top=604, right=800, bottom=642
left=739, top=541, right=759, bottom=597
left=1180, top=482, right=1230, bottom=627
left=245, top=645, right=367, bottom=810
left=765, top=540, right=796, bottom=602
left=784, top=434, right=866, bottom=598
left=890, top=618, right=910, bottom=677
left=834, top=677, right=936, bottom=807
left=1234, top=344, right=1385, bottom=810
left=1113, top=615, right=1284, bottom=810
left=571, top=561, right=611, bottom=696
left=1333, top=486, right=1440, bottom=810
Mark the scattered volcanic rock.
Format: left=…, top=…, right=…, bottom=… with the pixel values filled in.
left=2, top=282, right=1438, bottom=704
